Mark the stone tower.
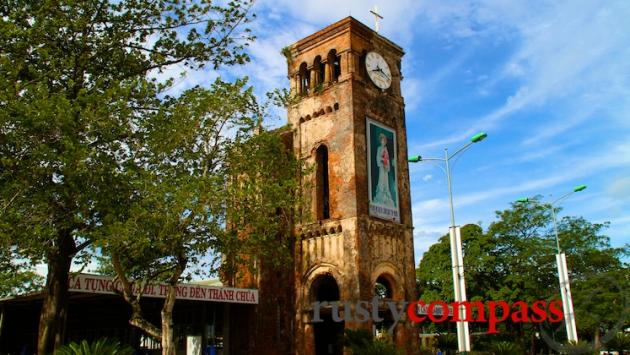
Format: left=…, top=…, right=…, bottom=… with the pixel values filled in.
left=286, top=17, right=418, bottom=355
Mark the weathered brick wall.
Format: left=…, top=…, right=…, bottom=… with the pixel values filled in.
left=236, top=17, right=420, bottom=355
left=287, top=17, right=419, bottom=355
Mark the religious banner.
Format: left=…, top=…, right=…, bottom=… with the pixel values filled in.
left=68, top=273, right=258, bottom=304
left=366, top=117, right=400, bottom=222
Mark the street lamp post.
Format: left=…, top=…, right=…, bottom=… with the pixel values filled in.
left=409, top=131, right=487, bottom=353
left=516, top=184, right=587, bottom=344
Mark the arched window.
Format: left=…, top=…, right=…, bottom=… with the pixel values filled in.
left=313, top=56, right=323, bottom=87
left=299, top=62, right=309, bottom=94
left=374, top=275, right=393, bottom=299
left=311, top=274, right=340, bottom=302
left=327, top=49, right=340, bottom=82
left=316, top=145, right=330, bottom=220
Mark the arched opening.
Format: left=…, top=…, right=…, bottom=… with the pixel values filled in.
left=327, top=49, right=340, bottom=82
left=310, top=274, right=343, bottom=355
left=311, top=274, right=340, bottom=302
left=374, top=275, right=393, bottom=299
left=299, top=62, right=310, bottom=94
left=373, top=274, right=396, bottom=339
left=313, top=56, right=324, bottom=88
left=315, top=145, right=330, bottom=220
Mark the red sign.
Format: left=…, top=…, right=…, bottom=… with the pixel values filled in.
left=68, top=274, right=258, bottom=304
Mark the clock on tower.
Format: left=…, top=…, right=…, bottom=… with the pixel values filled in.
left=365, top=51, right=392, bottom=90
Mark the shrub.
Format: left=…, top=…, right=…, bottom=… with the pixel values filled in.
left=489, top=341, right=523, bottom=355
left=559, top=340, right=597, bottom=355
left=604, top=332, right=630, bottom=352
left=344, top=329, right=400, bottom=355
left=436, top=333, right=458, bottom=352
left=55, top=338, right=134, bottom=355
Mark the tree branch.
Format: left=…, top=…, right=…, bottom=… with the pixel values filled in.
left=111, top=253, right=162, bottom=340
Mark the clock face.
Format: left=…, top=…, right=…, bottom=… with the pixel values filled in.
left=365, top=51, right=392, bottom=90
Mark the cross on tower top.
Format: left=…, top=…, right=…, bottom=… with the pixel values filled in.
left=370, top=5, right=383, bottom=33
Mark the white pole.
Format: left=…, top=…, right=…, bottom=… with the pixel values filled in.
left=449, top=227, right=466, bottom=351
left=557, top=252, right=578, bottom=342
left=551, top=207, right=578, bottom=343
left=410, top=136, right=486, bottom=353
left=446, top=146, right=471, bottom=352
left=455, top=226, right=471, bottom=351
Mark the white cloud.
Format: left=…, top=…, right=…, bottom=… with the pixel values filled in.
left=411, top=140, right=630, bottom=233
left=218, top=14, right=319, bottom=126
left=401, top=78, right=422, bottom=111
left=413, top=230, right=443, bottom=264
left=515, top=141, right=576, bottom=162
left=35, top=263, right=47, bottom=278
left=607, top=177, right=630, bottom=203
left=414, top=0, right=630, bottom=150
left=256, top=0, right=422, bottom=44
left=35, top=258, right=101, bottom=279
left=404, top=46, right=474, bottom=114
left=422, top=174, right=433, bottom=182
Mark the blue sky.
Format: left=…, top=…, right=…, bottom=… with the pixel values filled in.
left=157, top=0, right=630, bottom=265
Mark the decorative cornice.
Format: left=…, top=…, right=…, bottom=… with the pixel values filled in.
left=366, top=218, right=408, bottom=238
left=296, top=220, right=343, bottom=239
left=299, top=102, right=339, bottom=124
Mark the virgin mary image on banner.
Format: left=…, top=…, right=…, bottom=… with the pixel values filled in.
left=367, top=118, right=400, bottom=222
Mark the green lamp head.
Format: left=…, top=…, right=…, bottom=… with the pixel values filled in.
left=471, top=132, right=488, bottom=143
left=573, top=185, right=587, bottom=192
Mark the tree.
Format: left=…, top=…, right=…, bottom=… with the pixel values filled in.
left=97, top=78, right=302, bottom=354
left=416, top=200, right=629, bottom=353
left=0, top=1, right=254, bottom=353
left=415, top=224, right=492, bottom=303
left=0, top=246, right=43, bottom=297
left=100, top=79, right=259, bottom=354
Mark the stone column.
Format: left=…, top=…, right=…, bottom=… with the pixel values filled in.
left=310, top=68, right=317, bottom=90
left=338, top=50, right=353, bottom=81
left=291, top=74, right=298, bottom=95
left=323, top=61, right=331, bottom=84
left=304, top=322, right=315, bottom=355
left=296, top=74, right=302, bottom=95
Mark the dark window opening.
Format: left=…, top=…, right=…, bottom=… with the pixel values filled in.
left=316, top=145, right=330, bottom=220
left=312, top=274, right=340, bottom=302
left=314, top=56, right=324, bottom=86
left=299, top=62, right=310, bottom=94
left=327, top=49, right=340, bottom=82
left=375, top=276, right=393, bottom=299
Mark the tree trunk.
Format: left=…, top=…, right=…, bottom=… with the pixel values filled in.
left=530, top=329, right=536, bottom=355
left=594, top=327, right=601, bottom=351
left=161, top=284, right=177, bottom=355
left=111, top=254, right=162, bottom=341
left=37, top=233, right=74, bottom=355
left=161, top=253, right=186, bottom=355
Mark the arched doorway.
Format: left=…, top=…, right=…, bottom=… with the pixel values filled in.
left=310, top=273, right=343, bottom=355
left=374, top=274, right=396, bottom=339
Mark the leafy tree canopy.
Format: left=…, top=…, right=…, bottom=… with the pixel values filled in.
left=416, top=199, right=629, bottom=352
left=0, top=1, right=255, bottom=353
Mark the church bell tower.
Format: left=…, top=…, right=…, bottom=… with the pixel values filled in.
left=286, top=17, right=418, bottom=355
